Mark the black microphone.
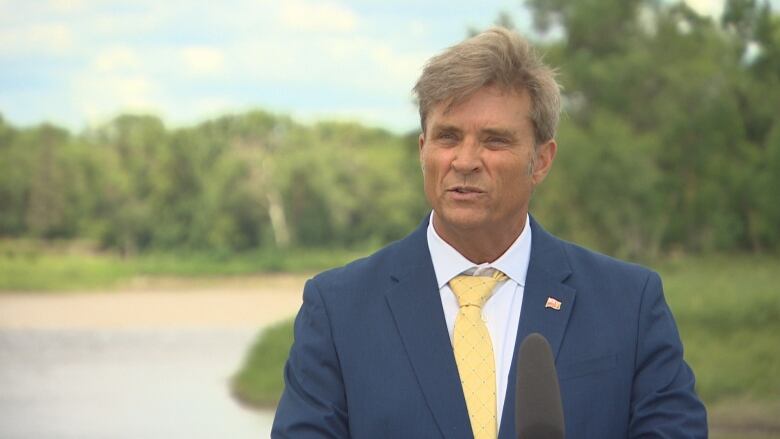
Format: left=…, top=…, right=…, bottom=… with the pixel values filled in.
left=515, top=333, right=565, bottom=439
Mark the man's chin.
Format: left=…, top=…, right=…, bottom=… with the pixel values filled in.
left=433, top=209, right=489, bottom=232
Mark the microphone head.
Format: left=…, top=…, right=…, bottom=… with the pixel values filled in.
left=516, top=333, right=565, bottom=439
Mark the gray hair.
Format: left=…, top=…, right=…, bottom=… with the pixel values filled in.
left=413, top=27, right=561, bottom=146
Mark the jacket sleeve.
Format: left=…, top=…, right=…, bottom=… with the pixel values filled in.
left=272, top=279, right=350, bottom=438
left=629, top=271, right=708, bottom=438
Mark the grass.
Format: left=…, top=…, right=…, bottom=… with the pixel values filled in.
left=0, top=246, right=134, bottom=291
left=708, top=398, right=780, bottom=439
left=658, top=255, right=780, bottom=404
left=231, top=254, right=780, bottom=436
left=0, top=239, right=371, bottom=291
left=232, top=319, right=295, bottom=408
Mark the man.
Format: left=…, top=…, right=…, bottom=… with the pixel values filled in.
left=272, top=28, right=707, bottom=438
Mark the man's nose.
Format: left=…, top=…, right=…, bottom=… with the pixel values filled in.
left=451, top=139, right=481, bottom=174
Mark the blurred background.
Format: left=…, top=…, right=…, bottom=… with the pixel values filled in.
left=1, top=0, right=779, bottom=437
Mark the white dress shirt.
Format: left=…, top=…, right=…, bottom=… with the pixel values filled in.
left=426, top=213, right=532, bottom=428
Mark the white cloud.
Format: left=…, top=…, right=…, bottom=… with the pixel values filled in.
left=111, top=77, right=156, bottom=108
left=407, top=20, right=429, bottom=39
left=47, top=0, right=87, bottom=13
left=181, top=46, right=226, bottom=76
left=94, top=47, right=141, bottom=72
left=90, top=3, right=170, bottom=36
left=237, top=38, right=309, bottom=82
left=279, top=0, right=358, bottom=32
left=0, top=23, right=75, bottom=55
left=74, top=73, right=162, bottom=123
left=292, top=104, right=418, bottom=133
left=309, top=36, right=428, bottom=93
left=366, top=43, right=426, bottom=91
left=236, top=34, right=427, bottom=98
left=1, top=0, right=522, bottom=133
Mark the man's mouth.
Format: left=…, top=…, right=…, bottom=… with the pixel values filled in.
left=448, top=186, right=485, bottom=194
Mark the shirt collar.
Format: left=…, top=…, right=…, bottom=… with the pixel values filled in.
left=426, top=212, right=532, bottom=289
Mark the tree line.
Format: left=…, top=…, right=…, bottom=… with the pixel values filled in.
left=0, top=112, right=427, bottom=256
left=1, top=0, right=778, bottom=259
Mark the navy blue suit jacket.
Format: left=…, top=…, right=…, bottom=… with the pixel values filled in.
left=272, top=216, right=707, bottom=438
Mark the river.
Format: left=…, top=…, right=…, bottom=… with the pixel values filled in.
left=0, top=327, right=275, bottom=438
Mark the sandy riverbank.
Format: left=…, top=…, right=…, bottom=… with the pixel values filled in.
left=0, top=274, right=308, bottom=329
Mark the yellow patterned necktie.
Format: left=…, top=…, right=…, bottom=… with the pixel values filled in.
left=450, top=270, right=507, bottom=439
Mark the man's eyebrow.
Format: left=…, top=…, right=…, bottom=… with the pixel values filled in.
left=430, top=124, right=461, bottom=133
left=480, top=128, right=517, bottom=139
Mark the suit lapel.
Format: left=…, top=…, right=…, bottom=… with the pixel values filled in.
left=384, top=216, right=576, bottom=439
left=498, top=217, right=576, bottom=439
left=384, top=219, right=473, bottom=439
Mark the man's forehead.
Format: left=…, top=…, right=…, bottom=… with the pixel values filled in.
left=426, top=89, right=531, bottom=128
left=435, top=85, right=529, bottom=115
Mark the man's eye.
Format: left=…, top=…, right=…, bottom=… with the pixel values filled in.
left=486, top=137, right=509, bottom=145
left=438, top=132, right=458, bottom=140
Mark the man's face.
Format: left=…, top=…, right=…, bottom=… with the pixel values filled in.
left=419, top=85, right=556, bottom=242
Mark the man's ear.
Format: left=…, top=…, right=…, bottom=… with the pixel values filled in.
left=531, top=139, right=557, bottom=185
left=418, top=132, right=426, bottom=167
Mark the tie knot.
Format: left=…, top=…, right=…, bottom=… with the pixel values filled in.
left=449, top=270, right=507, bottom=308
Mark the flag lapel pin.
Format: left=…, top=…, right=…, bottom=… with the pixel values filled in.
left=545, top=297, right=562, bottom=311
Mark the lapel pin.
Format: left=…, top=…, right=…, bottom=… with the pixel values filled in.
left=545, top=297, right=562, bottom=311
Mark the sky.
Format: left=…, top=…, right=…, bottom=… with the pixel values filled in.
left=0, top=0, right=763, bottom=134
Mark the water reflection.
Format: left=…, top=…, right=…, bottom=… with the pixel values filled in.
left=0, top=328, right=274, bottom=438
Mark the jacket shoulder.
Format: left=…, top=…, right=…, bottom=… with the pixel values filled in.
left=530, top=216, right=655, bottom=285
left=308, top=234, right=415, bottom=299
left=562, top=239, right=654, bottom=279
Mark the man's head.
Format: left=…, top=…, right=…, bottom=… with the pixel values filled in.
left=413, top=27, right=561, bottom=147
left=414, top=28, right=562, bottom=262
